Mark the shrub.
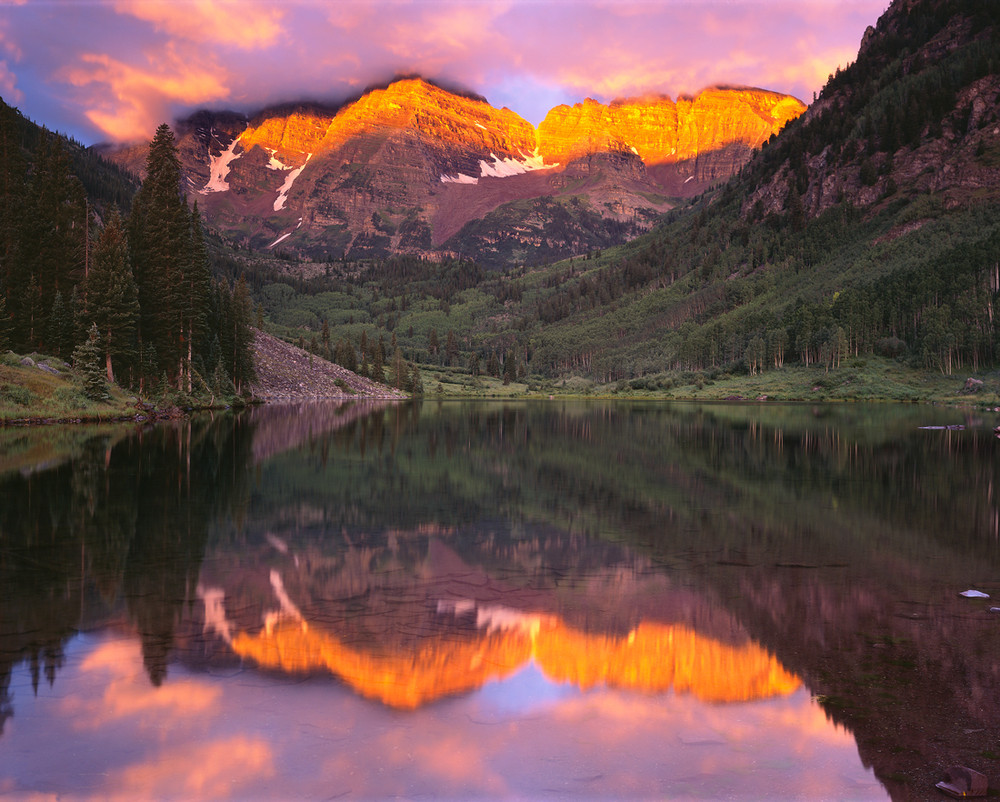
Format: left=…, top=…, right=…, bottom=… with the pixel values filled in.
left=0, top=383, right=35, bottom=406
left=875, top=336, right=907, bottom=358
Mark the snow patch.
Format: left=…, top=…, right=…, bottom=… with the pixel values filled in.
left=268, top=232, right=292, bottom=248
left=440, top=172, right=479, bottom=185
left=630, top=146, right=639, bottom=155
left=265, top=149, right=288, bottom=170
left=274, top=153, right=312, bottom=211
left=683, top=175, right=695, bottom=184
left=475, top=123, right=487, bottom=130
left=440, top=149, right=556, bottom=185
left=479, top=150, right=552, bottom=178
left=201, top=131, right=244, bottom=194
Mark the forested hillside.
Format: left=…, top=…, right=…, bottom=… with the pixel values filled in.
left=230, top=0, right=999, bottom=389
left=0, top=104, right=256, bottom=401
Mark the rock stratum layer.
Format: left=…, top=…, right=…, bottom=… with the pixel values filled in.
left=109, top=78, right=805, bottom=266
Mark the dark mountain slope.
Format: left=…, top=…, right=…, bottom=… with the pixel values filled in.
left=509, top=0, right=1000, bottom=382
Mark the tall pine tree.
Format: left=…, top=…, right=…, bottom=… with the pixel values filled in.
left=86, top=207, right=139, bottom=384
left=128, top=124, right=189, bottom=389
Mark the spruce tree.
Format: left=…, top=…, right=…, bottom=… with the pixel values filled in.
left=73, top=322, right=108, bottom=401
left=0, top=104, right=28, bottom=314
left=0, top=293, right=10, bottom=351
left=86, top=207, right=139, bottom=384
left=46, top=289, right=74, bottom=359
left=179, top=203, right=211, bottom=392
left=228, top=274, right=255, bottom=395
left=16, top=135, right=87, bottom=347
left=128, top=123, right=189, bottom=387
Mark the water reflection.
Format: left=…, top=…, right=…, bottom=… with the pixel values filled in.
left=2, top=400, right=999, bottom=798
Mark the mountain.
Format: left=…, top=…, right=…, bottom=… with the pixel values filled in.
left=224, top=0, right=1000, bottom=393
left=100, top=78, right=804, bottom=266
left=744, top=0, right=999, bottom=223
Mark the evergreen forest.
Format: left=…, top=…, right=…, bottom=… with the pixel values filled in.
left=0, top=107, right=256, bottom=403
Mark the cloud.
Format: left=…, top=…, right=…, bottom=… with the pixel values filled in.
left=4, top=0, right=888, bottom=142
left=113, top=0, right=285, bottom=49
left=0, top=61, right=22, bottom=103
left=58, top=43, right=230, bottom=141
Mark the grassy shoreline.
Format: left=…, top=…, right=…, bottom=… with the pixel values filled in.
left=419, top=355, right=1000, bottom=408
left=4, top=349, right=1000, bottom=425
left=0, top=351, right=251, bottom=426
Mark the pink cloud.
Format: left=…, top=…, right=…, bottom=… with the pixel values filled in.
left=0, top=61, right=22, bottom=103
left=58, top=44, right=230, bottom=141
left=4, top=0, right=889, bottom=142
left=113, top=0, right=285, bottom=49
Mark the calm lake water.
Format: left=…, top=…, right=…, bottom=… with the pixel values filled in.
left=1, top=400, right=998, bottom=800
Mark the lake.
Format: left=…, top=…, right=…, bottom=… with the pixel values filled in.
left=1, top=400, right=998, bottom=800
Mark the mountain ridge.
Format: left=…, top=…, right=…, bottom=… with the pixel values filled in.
left=99, top=77, right=805, bottom=266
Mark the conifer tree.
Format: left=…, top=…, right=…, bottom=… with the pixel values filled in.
left=0, top=293, right=10, bottom=351
left=16, top=135, right=87, bottom=348
left=0, top=104, right=28, bottom=311
left=179, top=202, right=211, bottom=392
left=46, top=289, right=74, bottom=359
left=228, top=275, right=255, bottom=395
left=128, top=123, right=189, bottom=387
left=392, top=347, right=406, bottom=389
left=409, top=363, right=423, bottom=395
left=86, top=208, right=139, bottom=384
left=73, top=322, right=108, bottom=400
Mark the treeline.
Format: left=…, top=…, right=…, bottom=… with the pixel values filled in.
left=0, top=111, right=255, bottom=398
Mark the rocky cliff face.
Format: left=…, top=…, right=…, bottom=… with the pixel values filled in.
left=537, top=88, right=805, bottom=183
left=105, top=77, right=805, bottom=265
left=742, top=0, right=1000, bottom=224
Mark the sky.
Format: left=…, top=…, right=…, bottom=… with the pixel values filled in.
left=0, top=0, right=889, bottom=145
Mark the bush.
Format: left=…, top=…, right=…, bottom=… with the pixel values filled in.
left=0, top=383, right=35, bottom=406
left=875, top=336, right=907, bottom=358
left=52, top=386, right=86, bottom=406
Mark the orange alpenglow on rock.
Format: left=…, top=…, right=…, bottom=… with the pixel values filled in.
left=238, top=79, right=538, bottom=171
left=230, top=612, right=800, bottom=708
left=536, top=88, right=806, bottom=166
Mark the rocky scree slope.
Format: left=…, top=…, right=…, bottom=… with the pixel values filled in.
left=251, top=329, right=405, bottom=401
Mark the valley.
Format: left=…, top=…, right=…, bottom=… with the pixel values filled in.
left=1, top=0, right=999, bottom=415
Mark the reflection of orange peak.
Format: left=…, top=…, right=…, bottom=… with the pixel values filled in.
left=230, top=612, right=800, bottom=709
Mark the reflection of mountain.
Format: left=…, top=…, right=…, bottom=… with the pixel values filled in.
left=231, top=613, right=799, bottom=709
left=245, top=399, right=402, bottom=464
left=197, top=535, right=798, bottom=708
left=2, top=401, right=1000, bottom=799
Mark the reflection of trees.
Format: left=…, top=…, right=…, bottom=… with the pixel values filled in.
left=0, top=413, right=253, bottom=719
left=239, top=401, right=1000, bottom=797
left=2, top=400, right=1000, bottom=794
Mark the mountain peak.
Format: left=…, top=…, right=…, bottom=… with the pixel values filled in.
left=536, top=87, right=805, bottom=167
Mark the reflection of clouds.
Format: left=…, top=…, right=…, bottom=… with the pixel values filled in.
left=104, top=738, right=274, bottom=802
left=60, top=638, right=220, bottom=728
